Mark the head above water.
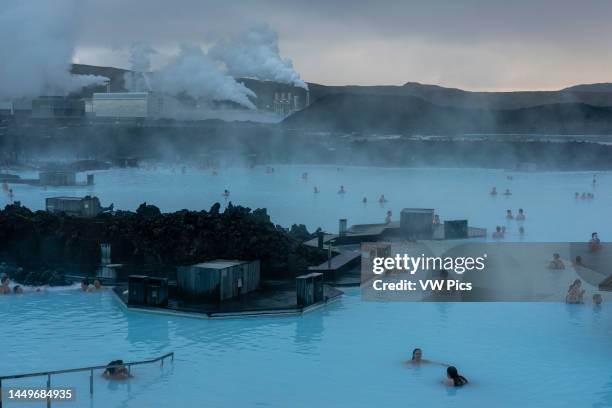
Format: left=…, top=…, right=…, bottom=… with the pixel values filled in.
left=412, top=348, right=422, bottom=361
left=447, top=366, right=467, bottom=386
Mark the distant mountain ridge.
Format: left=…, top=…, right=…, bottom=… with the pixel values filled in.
left=283, top=93, right=612, bottom=134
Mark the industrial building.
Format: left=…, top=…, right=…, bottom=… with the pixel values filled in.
left=177, top=260, right=260, bottom=302
left=239, top=78, right=309, bottom=116
left=39, top=171, right=77, bottom=186
left=92, top=92, right=163, bottom=118
left=31, top=96, right=85, bottom=119
left=45, top=196, right=106, bottom=217
left=272, top=91, right=305, bottom=116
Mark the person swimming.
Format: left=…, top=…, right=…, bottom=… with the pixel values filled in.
left=490, top=187, right=497, bottom=196
left=81, top=279, right=93, bottom=292
left=492, top=226, right=504, bottom=239
left=103, top=360, right=131, bottom=380
left=574, top=255, right=584, bottom=267
left=0, top=276, right=10, bottom=295
left=433, top=214, right=441, bottom=225
left=378, top=194, right=388, bottom=203
left=506, top=209, right=514, bottom=219
left=302, top=172, right=308, bottom=180
left=519, top=226, right=525, bottom=235
left=516, top=208, right=525, bottom=221
left=13, top=285, right=23, bottom=294
left=593, top=293, right=603, bottom=306
left=385, top=210, right=392, bottom=224
left=592, top=175, right=597, bottom=185
left=362, top=197, right=367, bottom=204
left=314, top=186, right=320, bottom=194
left=503, top=188, right=512, bottom=196
left=223, top=189, right=230, bottom=198
left=566, top=279, right=585, bottom=304
left=93, top=279, right=103, bottom=290
left=404, top=348, right=449, bottom=366
left=589, top=232, right=601, bottom=252
left=575, top=192, right=580, bottom=199
left=548, top=253, right=565, bottom=270
left=338, top=185, right=346, bottom=194
left=444, top=366, right=468, bottom=387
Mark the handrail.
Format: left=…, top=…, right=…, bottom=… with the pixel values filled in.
left=0, top=352, right=174, bottom=380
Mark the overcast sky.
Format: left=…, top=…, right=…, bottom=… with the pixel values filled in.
left=72, top=0, right=612, bottom=91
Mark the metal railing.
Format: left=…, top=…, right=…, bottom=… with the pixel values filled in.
left=0, top=352, right=174, bottom=408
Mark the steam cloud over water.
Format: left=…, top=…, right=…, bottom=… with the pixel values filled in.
left=209, top=25, right=308, bottom=89
left=0, top=0, right=108, bottom=99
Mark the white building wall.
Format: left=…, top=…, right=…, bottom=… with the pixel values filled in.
left=92, top=92, right=161, bottom=118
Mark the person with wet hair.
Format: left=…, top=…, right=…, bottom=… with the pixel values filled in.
left=516, top=208, right=525, bottom=221
left=103, top=360, right=131, bottom=380
left=490, top=187, right=497, bottom=196
left=548, top=253, right=565, bottom=270
left=589, top=232, right=601, bottom=252
left=566, top=279, right=585, bottom=304
left=444, top=366, right=468, bottom=387
left=0, top=275, right=10, bottom=295
left=13, top=285, right=23, bottom=294
left=404, top=348, right=449, bottom=366
left=506, top=209, right=514, bottom=220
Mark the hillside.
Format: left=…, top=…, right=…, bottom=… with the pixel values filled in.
left=283, top=93, right=612, bottom=134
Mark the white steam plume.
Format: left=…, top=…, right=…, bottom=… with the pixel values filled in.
left=125, top=44, right=256, bottom=109
left=209, top=24, right=308, bottom=89
left=124, top=43, right=156, bottom=92
left=0, top=0, right=108, bottom=99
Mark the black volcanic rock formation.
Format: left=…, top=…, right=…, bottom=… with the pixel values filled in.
left=0, top=203, right=326, bottom=284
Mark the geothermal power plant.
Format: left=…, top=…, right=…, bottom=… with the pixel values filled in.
left=0, top=65, right=310, bottom=121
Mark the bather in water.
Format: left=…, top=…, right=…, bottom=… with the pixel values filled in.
left=490, top=187, right=497, bottom=196
left=404, top=348, right=448, bottom=366
left=589, top=232, right=601, bottom=252
left=592, top=293, right=603, bottom=306
left=516, top=208, right=525, bottom=221
left=338, top=185, right=346, bottom=194
left=443, top=366, right=468, bottom=387
left=385, top=210, right=392, bottom=224
left=362, top=197, right=367, bottom=204
left=503, top=188, right=512, bottom=196
left=0, top=276, right=10, bottom=295
left=548, top=253, right=565, bottom=270
left=566, top=279, right=585, bottom=304
left=492, top=226, right=504, bottom=239
left=506, top=209, right=514, bottom=220
left=433, top=214, right=441, bottom=225
left=103, top=360, right=132, bottom=380
left=378, top=194, right=388, bottom=203
left=223, top=189, right=230, bottom=198
left=314, top=186, right=319, bottom=194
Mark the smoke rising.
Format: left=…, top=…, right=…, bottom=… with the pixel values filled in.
left=209, top=24, right=308, bottom=89
left=125, top=45, right=257, bottom=109
left=0, top=0, right=107, bottom=99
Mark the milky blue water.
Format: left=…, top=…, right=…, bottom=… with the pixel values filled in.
left=2, top=165, right=609, bottom=242
left=1, top=166, right=611, bottom=407
left=1, top=289, right=611, bottom=408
